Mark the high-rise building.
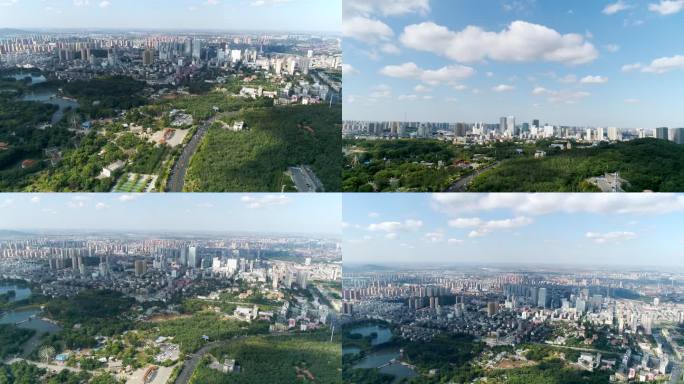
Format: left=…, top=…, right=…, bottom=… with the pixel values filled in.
left=655, top=127, right=669, bottom=140
left=192, top=40, right=202, bottom=60
left=671, top=128, right=684, bottom=144
left=487, top=302, right=497, bottom=317
left=538, top=287, right=548, bottom=308
left=188, top=246, right=199, bottom=268
left=134, top=260, right=146, bottom=276
left=143, top=49, right=154, bottom=66
left=533, top=119, right=540, bottom=128
left=607, top=127, right=620, bottom=141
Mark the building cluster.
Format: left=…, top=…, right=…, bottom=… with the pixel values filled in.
left=343, top=118, right=684, bottom=145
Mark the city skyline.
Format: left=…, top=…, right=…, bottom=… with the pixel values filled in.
left=343, top=0, right=684, bottom=128
left=0, top=193, right=342, bottom=235
left=343, top=193, right=684, bottom=266
left=0, top=0, right=341, bottom=32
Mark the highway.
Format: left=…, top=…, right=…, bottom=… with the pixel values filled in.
left=445, top=162, right=500, bottom=192
left=166, top=115, right=219, bottom=192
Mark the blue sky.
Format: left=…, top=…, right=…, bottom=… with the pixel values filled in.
left=0, top=193, right=341, bottom=235
left=343, top=193, right=684, bottom=267
left=0, top=0, right=340, bottom=32
left=343, top=0, right=684, bottom=128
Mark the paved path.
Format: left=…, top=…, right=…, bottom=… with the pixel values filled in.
left=5, top=358, right=94, bottom=374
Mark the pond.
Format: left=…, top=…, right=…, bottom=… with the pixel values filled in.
left=0, top=285, right=32, bottom=302
left=20, top=90, right=80, bottom=124
left=347, top=324, right=419, bottom=383
left=5, top=73, right=47, bottom=84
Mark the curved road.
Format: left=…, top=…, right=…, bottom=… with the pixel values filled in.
left=166, top=116, right=219, bottom=192
left=445, top=162, right=500, bottom=192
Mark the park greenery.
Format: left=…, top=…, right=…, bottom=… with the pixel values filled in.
left=470, top=138, right=684, bottom=192
left=344, top=138, right=684, bottom=192
left=185, top=104, right=341, bottom=191
left=190, top=330, right=341, bottom=384
left=41, top=289, right=135, bottom=351
left=150, top=311, right=270, bottom=354
left=61, top=76, right=146, bottom=118
left=0, top=325, right=35, bottom=359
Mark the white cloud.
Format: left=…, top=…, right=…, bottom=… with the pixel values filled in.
left=344, top=0, right=430, bottom=17
left=342, top=64, right=359, bottom=76
left=625, top=98, right=640, bottom=104
left=424, top=231, right=444, bottom=242
left=367, top=219, right=423, bottom=232
left=432, top=193, right=684, bottom=216
left=414, top=84, right=431, bottom=93
left=73, top=0, right=90, bottom=6
left=117, top=194, right=139, bottom=202
left=380, top=43, right=401, bottom=54
left=398, top=94, right=418, bottom=101
left=368, top=212, right=380, bottom=218
left=531, top=86, right=590, bottom=104
left=0, top=198, right=14, bottom=208
left=558, top=74, right=577, bottom=83
left=603, top=0, right=631, bottom=14
left=486, top=71, right=494, bottom=77
left=370, top=84, right=392, bottom=99
left=449, top=216, right=533, bottom=238
left=448, top=217, right=483, bottom=228
left=580, top=75, right=608, bottom=84
left=343, top=16, right=394, bottom=44
left=241, top=194, right=290, bottom=209
left=399, top=20, right=598, bottom=65
left=621, top=62, right=642, bottom=72
left=648, top=0, right=684, bottom=15
left=250, top=0, right=291, bottom=6
left=586, top=231, right=637, bottom=244
left=0, top=0, right=18, bottom=7
left=98, top=0, right=110, bottom=7
left=379, top=62, right=475, bottom=85
left=447, top=238, right=464, bottom=245
left=492, top=84, right=514, bottom=92
left=385, top=233, right=398, bottom=240
left=30, top=196, right=40, bottom=204
left=604, top=44, right=620, bottom=53
left=641, top=55, right=684, bottom=74
left=95, top=202, right=109, bottom=210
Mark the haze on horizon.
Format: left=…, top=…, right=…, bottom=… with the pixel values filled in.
left=0, top=0, right=341, bottom=33
left=0, top=193, right=342, bottom=235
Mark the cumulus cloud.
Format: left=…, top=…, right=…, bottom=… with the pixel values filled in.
left=344, top=0, right=430, bottom=17
left=531, top=87, right=590, bottom=104
left=379, top=62, right=475, bottom=85
left=648, top=0, right=684, bottom=15
left=621, top=62, right=643, bottom=72
left=641, top=55, right=684, bottom=74
left=367, top=219, right=423, bottom=232
left=399, top=20, right=598, bottom=65
left=414, top=84, right=432, bottom=93
left=117, top=194, right=139, bottom=202
left=586, top=231, right=637, bottom=244
left=424, top=231, right=444, bottom=242
left=492, top=84, right=515, bottom=92
left=603, top=0, right=631, bottom=14
left=431, top=193, right=684, bottom=216
left=580, top=75, right=608, bottom=84
left=241, top=194, right=290, bottom=209
left=95, top=202, right=109, bottom=210
left=343, top=16, right=394, bottom=44
left=449, top=216, right=533, bottom=238
left=370, top=84, right=392, bottom=98
left=604, top=44, right=620, bottom=53
left=342, top=64, right=359, bottom=76
left=380, top=43, right=401, bottom=54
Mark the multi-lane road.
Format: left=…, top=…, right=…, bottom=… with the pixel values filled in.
left=166, top=116, right=220, bottom=192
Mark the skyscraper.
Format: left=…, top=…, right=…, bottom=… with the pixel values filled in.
left=188, top=246, right=199, bottom=268
left=655, top=127, right=669, bottom=140
left=538, top=287, right=548, bottom=308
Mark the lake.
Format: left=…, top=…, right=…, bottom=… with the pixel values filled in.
left=20, top=90, right=80, bottom=124
left=350, top=324, right=393, bottom=346
left=0, top=285, right=32, bottom=302
left=347, top=324, right=418, bottom=383
left=5, top=73, right=47, bottom=84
